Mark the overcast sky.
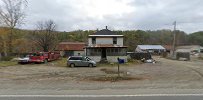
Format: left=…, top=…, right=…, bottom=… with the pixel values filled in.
left=22, top=0, right=203, bottom=33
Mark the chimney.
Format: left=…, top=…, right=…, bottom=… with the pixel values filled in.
left=106, top=26, right=108, bottom=29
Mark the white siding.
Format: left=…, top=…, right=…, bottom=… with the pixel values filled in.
left=88, top=37, right=124, bottom=46
left=96, top=38, right=113, bottom=44
left=88, top=38, right=92, bottom=46
left=117, top=38, right=123, bottom=46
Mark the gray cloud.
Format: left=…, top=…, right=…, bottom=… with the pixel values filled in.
left=22, top=0, right=203, bottom=33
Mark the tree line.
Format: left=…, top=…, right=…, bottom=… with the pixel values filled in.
left=1, top=27, right=202, bottom=55
left=0, top=0, right=203, bottom=60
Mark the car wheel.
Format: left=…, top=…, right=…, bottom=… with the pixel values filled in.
left=88, top=63, right=93, bottom=67
left=70, top=63, right=75, bottom=68
left=44, top=59, right=48, bottom=64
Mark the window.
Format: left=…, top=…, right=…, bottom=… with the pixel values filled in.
left=115, top=48, right=118, bottom=52
left=69, top=57, right=82, bottom=60
left=113, top=37, right=117, bottom=44
left=69, top=57, right=75, bottom=60
left=111, top=49, right=114, bottom=53
left=118, top=48, right=121, bottom=52
left=78, top=57, right=83, bottom=60
left=92, top=37, right=96, bottom=44
left=107, top=49, right=110, bottom=53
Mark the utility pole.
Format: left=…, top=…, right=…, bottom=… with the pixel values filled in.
left=172, top=21, right=176, bottom=57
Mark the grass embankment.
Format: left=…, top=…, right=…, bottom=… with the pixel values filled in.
left=0, top=61, right=17, bottom=67
left=52, top=58, right=67, bottom=67
left=97, top=59, right=142, bottom=67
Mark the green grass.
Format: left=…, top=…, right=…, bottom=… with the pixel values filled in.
left=52, top=58, right=67, bottom=67
left=0, top=61, right=18, bottom=67
left=97, top=60, right=142, bottom=67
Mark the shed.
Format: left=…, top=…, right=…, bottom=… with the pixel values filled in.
left=57, top=42, right=85, bottom=57
left=136, top=45, right=166, bottom=54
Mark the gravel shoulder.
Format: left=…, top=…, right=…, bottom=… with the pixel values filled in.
left=0, top=57, right=203, bottom=94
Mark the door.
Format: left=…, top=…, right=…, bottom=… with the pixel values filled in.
left=76, top=57, right=83, bottom=66
left=101, top=48, right=107, bottom=60
left=81, top=57, right=89, bottom=66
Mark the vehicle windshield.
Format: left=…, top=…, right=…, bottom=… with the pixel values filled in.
left=31, top=53, right=43, bottom=56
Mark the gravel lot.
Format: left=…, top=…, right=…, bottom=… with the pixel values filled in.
left=0, top=56, right=203, bottom=93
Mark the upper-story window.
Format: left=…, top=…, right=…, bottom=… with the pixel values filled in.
left=92, top=37, right=96, bottom=44
left=113, top=37, right=117, bottom=44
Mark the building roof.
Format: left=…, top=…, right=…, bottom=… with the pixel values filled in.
left=89, top=29, right=123, bottom=37
left=137, top=45, right=165, bottom=50
left=89, top=35, right=123, bottom=37
left=86, top=44, right=127, bottom=48
left=94, top=29, right=117, bottom=35
left=89, top=26, right=124, bottom=37
left=57, top=42, right=85, bottom=51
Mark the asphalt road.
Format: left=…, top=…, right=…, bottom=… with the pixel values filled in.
left=1, top=95, right=203, bottom=100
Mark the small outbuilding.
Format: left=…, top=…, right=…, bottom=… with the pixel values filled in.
left=57, top=42, right=85, bottom=57
left=135, top=45, right=166, bottom=54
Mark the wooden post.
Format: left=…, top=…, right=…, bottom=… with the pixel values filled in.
left=118, top=63, right=120, bottom=77
left=117, top=57, right=120, bottom=77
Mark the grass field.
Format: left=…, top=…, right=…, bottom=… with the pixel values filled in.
left=0, top=61, right=17, bottom=67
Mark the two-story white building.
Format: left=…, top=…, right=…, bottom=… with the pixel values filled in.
left=85, top=27, right=127, bottom=62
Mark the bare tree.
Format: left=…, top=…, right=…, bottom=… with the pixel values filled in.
left=30, top=20, right=59, bottom=52
left=0, top=0, right=27, bottom=55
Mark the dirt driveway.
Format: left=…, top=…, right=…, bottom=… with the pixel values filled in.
left=0, top=57, right=203, bottom=92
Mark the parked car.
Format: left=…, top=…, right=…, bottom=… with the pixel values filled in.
left=18, top=55, right=30, bottom=64
left=67, top=56, right=96, bottom=67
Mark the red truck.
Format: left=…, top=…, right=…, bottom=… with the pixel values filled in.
left=29, top=52, right=60, bottom=63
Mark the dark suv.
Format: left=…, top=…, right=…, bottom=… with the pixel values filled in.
left=67, top=56, right=96, bottom=67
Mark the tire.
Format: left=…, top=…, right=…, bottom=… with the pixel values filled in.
left=44, top=59, right=48, bottom=64
left=70, top=63, right=75, bottom=68
left=88, top=63, right=93, bottom=67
